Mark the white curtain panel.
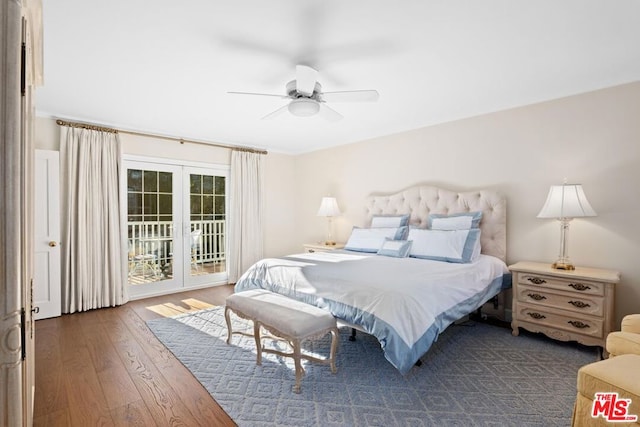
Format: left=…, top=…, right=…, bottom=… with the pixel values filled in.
left=228, top=150, right=264, bottom=283
left=60, top=126, right=128, bottom=313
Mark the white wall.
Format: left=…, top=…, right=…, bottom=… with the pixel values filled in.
left=293, top=82, right=640, bottom=325
left=34, top=117, right=298, bottom=259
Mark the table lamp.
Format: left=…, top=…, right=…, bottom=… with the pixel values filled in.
left=317, top=197, right=341, bottom=245
left=537, top=183, right=596, bottom=270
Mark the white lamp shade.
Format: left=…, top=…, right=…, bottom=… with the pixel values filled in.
left=537, top=184, right=597, bottom=219
left=317, top=197, right=341, bottom=217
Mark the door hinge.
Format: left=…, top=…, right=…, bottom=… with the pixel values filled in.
left=21, top=42, right=26, bottom=96
left=20, top=308, right=26, bottom=360
left=21, top=17, right=26, bottom=96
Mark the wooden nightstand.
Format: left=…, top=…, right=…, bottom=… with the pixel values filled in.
left=509, top=261, right=620, bottom=354
left=303, top=243, right=345, bottom=253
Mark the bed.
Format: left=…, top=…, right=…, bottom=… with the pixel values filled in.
left=234, top=185, right=509, bottom=374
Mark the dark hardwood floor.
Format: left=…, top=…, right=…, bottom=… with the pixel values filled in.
left=33, top=285, right=237, bottom=426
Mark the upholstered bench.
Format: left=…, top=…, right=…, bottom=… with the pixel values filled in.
left=224, top=289, right=339, bottom=393
left=572, top=354, right=640, bottom=426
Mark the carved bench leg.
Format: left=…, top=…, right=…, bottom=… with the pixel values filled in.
left=224, top=306, right=233, bottom=344
left=292, top=339, right=303, bottom=393
left=254, top=321, right=262, bottom=366
left=329, top=328, right=339, bottom=374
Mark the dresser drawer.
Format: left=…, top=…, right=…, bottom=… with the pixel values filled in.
left=517, top=286, right=605, bottom=317
left=516, top=303, right=604, bottom=339
left=518, top=273, right=605, bottom=296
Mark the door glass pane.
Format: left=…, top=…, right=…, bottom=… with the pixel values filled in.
left=144, top=194, right=158, bottom=214
left=143, top=170, right=158, bottom=192
left=127, top=168, right=173, bottom=286
left=159, top=194, right=172, bottom=214
left=214, top=196, right=225, bottom=220
left=128, top=169, right=142, bottom=192
left=158, top=172, right=172, bottom=193
left=190, top=174, right=201, bottom=194
left=128, top=193, right=141, bottom=215
left=203, top=196, right=213, bottom=217
left=190, top=173, right=226, bottom=277
left=215, top=176, right=225, bottom=194
left=203, top=175, right=214, bottom=194
left=190, top=195, right=201, bottom=216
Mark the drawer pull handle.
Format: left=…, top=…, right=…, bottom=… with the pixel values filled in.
left=527, top=312, right=546, bottom=320
left=568, top=301, right=591, bottom=309
left=568, top=283, right=591, bottom=291
left=527, top=293, right=547, bottom=301
left=568, top=320, right=590, bottom=329
left=527, top=277, right=547, bottom=285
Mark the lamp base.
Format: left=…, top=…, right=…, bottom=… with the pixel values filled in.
left=551, top=218, right=576, bottom=271
left=552, top=261, right=575, bottom=270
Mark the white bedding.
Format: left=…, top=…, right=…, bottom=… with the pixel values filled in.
left=234, top=250, right=509, bottom=374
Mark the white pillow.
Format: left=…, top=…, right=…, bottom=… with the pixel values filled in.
left=344, top=226, right=408, bottom=253
left=428, top=211, right=482, bottom=230
left=408, top=228, right=481, bottom=263
left=377, top=239, right=413, bottom=258
left=370, top=214, right=410, bottom=228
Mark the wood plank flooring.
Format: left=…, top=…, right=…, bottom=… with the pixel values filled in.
left=33, top=285, right=237, bottom=427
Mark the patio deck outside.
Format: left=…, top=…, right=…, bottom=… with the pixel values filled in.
left=127, top=219, right=225, bottom=285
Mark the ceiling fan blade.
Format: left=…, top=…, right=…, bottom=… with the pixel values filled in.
left=318, top=103, right=343, bottom=122
left=261, top=103, right=290, bottom=120
left=321, top=90, right=379, bottom=103
left=228, top=91, right=289, bottom=99
left=295, top=65, right=318, bottom=96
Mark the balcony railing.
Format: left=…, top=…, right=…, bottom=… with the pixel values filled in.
left=127, top=219, right=225, bottom=274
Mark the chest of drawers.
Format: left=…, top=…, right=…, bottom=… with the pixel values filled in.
left=509, top=261, right=620, bottom=354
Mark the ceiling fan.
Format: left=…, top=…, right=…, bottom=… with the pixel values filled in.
left=228, top=65, right=379, bottom=121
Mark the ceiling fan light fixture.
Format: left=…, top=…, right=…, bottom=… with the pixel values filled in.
left=231, top=65, right=378, bottom=120
left=288, top=98, right=320, bottom=117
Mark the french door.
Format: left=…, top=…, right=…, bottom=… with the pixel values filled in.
left=122, top=157, right=228, bottom=298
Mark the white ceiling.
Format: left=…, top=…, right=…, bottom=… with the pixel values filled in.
left=37, top=0, right=640, bottom=154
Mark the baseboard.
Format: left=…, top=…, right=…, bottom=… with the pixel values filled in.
left=128, top=280, right=230, bottom=301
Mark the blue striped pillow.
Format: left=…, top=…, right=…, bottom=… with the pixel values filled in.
left=428, top=211, right=482, bottom=230
left=344, top=226, right=408, bottom=253
left=377, top=239, right=413, bottom=258
left=370, top=214, right=410, bottom=228
left=408, top=228, right=481, bottom=263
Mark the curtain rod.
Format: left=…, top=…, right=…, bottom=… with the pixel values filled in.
left=55, top=119, right=268, bottom=155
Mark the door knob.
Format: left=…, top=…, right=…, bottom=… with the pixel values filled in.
left=49, top=241, right=57, bottom=247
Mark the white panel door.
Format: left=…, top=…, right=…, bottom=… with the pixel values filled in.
left=33, top=150, right=61, bottom=319
left=123, top=158, right=229, bottom=298
left=183, top=166, right=228, bottom=287
left=123, top=160, right=184, bottom=298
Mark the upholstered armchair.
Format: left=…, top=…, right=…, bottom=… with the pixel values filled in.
left=572, top=314, right=640, bottom=427
left=606, top=314, right=640, bottom=357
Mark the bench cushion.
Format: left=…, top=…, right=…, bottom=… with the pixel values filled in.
left=226, top=289, right=336, bottom=338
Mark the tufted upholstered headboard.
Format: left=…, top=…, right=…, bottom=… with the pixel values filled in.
left=365, top=185, right=507, bottom=262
